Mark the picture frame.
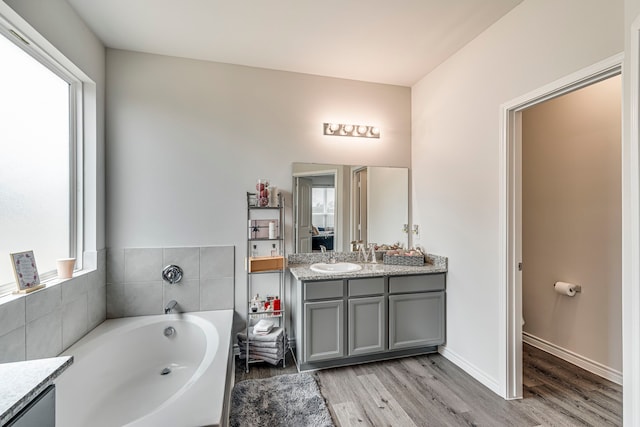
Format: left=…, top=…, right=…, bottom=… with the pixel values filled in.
left=10, top=250, right=44, bottom=294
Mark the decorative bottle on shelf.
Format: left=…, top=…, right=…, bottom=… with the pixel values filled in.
left=271, top=244, right=277, bottom=256
left=252, top=244, right=258, bottom=257
left=256, top=179, right=270, bottom=207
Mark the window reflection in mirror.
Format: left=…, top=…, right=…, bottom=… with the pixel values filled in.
left=293, top=163, right=409, bottom=253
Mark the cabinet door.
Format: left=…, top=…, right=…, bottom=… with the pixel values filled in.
left=7, top=385, right=55, bottom=427
left=304, top=300, right=344, bottom=362
left=389, top=291, right=444, bottom=350
left=348, top=296, right=385, bottom=356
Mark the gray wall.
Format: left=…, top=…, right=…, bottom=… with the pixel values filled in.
left=105, top=49, right=411, bottom=324
left=522, top=75, right=622, bottom=372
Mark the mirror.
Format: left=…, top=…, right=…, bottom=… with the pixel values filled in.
left=292, top=163, right=409, bottom=253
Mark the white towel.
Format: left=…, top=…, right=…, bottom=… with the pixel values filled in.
left=237, top=326, right=284, bottom=342
left=253, top=319, right=275, bottom=334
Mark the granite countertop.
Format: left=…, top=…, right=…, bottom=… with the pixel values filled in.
left=288, top=253, right=448, bottom=281
left=0, top=356, right=73, bottom=425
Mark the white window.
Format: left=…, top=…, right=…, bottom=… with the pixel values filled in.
left=0, top=27, right=82, bottom=296
left=312, top=187, right=335, bottom=229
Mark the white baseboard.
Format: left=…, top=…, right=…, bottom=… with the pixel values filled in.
left=438, top=345, right=502, bottom=396
left=523, top=332, right=622, bottom=385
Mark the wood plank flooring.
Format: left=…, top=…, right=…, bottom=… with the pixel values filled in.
left=235, top=344, right=622, bottom=426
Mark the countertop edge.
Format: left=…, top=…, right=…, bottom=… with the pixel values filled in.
left=0, top=356, right=73, bottom=425
left=288, top=263, right=447, bottom=282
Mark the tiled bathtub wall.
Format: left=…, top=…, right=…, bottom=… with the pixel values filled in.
left=106, top=246, right=234, bottom=318
left=0, top=250, right=107, bottom=364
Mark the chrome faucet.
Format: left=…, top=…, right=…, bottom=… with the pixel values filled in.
left=164, top=300, right=178, bottom=314
left=368, top=243, right=377, bottom=264
left=320, top=245, right=336, bottom=264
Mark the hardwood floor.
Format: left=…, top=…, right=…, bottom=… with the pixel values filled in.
left=234, top=344, right=622, bottom=426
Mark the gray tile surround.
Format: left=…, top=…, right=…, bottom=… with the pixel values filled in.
left=26, top=310, right=62, bottom=360
left=0, top=246, right=232, bottom=363
left=0, top=327, right=25, bottom=363
left=0, top=249, right=107, bottom=364
left=0, top=297, right=25, bottom=337
left=106, top=246, right=235, bottom=318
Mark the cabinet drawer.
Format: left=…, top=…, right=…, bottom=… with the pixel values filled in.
left=304, top=280, right=344, bottom=300
left=348, top=277, right=384, bottom=296
left=389, top=274, right=445, bottom=294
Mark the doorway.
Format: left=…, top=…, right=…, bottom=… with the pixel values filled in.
left=521, top=75, right=622, bottom=386
left=500, top=54, right=623, bottom=399
left=293, top=170, right=338, bottom=253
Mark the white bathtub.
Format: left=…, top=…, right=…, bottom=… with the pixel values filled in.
left=55, top=310, right=234, bottom=427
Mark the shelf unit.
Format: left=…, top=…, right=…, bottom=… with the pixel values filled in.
left=245, top=192, right=287, bottom=373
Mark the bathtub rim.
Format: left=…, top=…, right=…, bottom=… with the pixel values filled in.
left=57, top=309, right=234, bottom=427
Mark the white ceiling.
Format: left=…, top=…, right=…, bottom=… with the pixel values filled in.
left=66, top=0, right=523, bottom=87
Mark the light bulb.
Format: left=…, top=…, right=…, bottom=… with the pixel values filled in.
left=343, top=124, right=354, bottom=133
left=329, top=123, right=340, bottom=132
left=370, top=127, right=380, bottom=136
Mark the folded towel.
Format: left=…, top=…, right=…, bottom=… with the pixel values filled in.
left=239, top=346, right=284, bottom=356
left=239, top=353, right=282, bottom=366
left=253, top=319, right=275, bottom=333
left=237, top=327, right=284, bottom=342
left=237, top=339, right=283, bottom=349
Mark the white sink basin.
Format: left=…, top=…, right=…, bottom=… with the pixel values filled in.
left=309, top=262, right=362, bottom=274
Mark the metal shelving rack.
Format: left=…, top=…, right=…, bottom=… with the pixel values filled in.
left=245, top=191, right=287, bottom=373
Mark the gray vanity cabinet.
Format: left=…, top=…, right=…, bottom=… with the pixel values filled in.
left=388, top=274, right=445, bottom=350
left=389, top=292, right=445, bottom=349
left=347, top=277, right=386, bottom=356
left=303, top=281, right=345, bottom=362
left=304, top=300, right=344, bottom=361
left=293, top=271, right=445, bottom=371
left=348, top=296, right=385, bottom=355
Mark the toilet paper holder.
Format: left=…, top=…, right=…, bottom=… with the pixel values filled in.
left=553, top=281, right=582, bottom=293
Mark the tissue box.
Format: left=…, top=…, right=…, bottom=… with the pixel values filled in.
left=383, top=254, right=424, bottom=266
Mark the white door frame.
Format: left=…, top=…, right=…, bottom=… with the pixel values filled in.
left=623, top=15, right=640, bottom=426
left=498, top=53, right=623, bottom=400
left=292, top=168, right=340, bottom=252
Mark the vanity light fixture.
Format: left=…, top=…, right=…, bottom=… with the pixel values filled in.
left=323, top=123, right=380, bottom=138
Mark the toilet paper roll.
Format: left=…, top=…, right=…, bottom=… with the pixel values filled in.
left=554, top=281, right=578, bottom=296
left=268, top=222, right=276, bottom=239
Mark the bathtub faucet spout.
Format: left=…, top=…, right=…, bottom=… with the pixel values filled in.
left=165, top=300, right=178, bottom=314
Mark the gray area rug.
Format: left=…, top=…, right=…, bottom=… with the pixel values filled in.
left=230, top=373, right=334, bottom=427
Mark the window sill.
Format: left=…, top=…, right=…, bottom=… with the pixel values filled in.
left=0, top=268, right=97, bottom=306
